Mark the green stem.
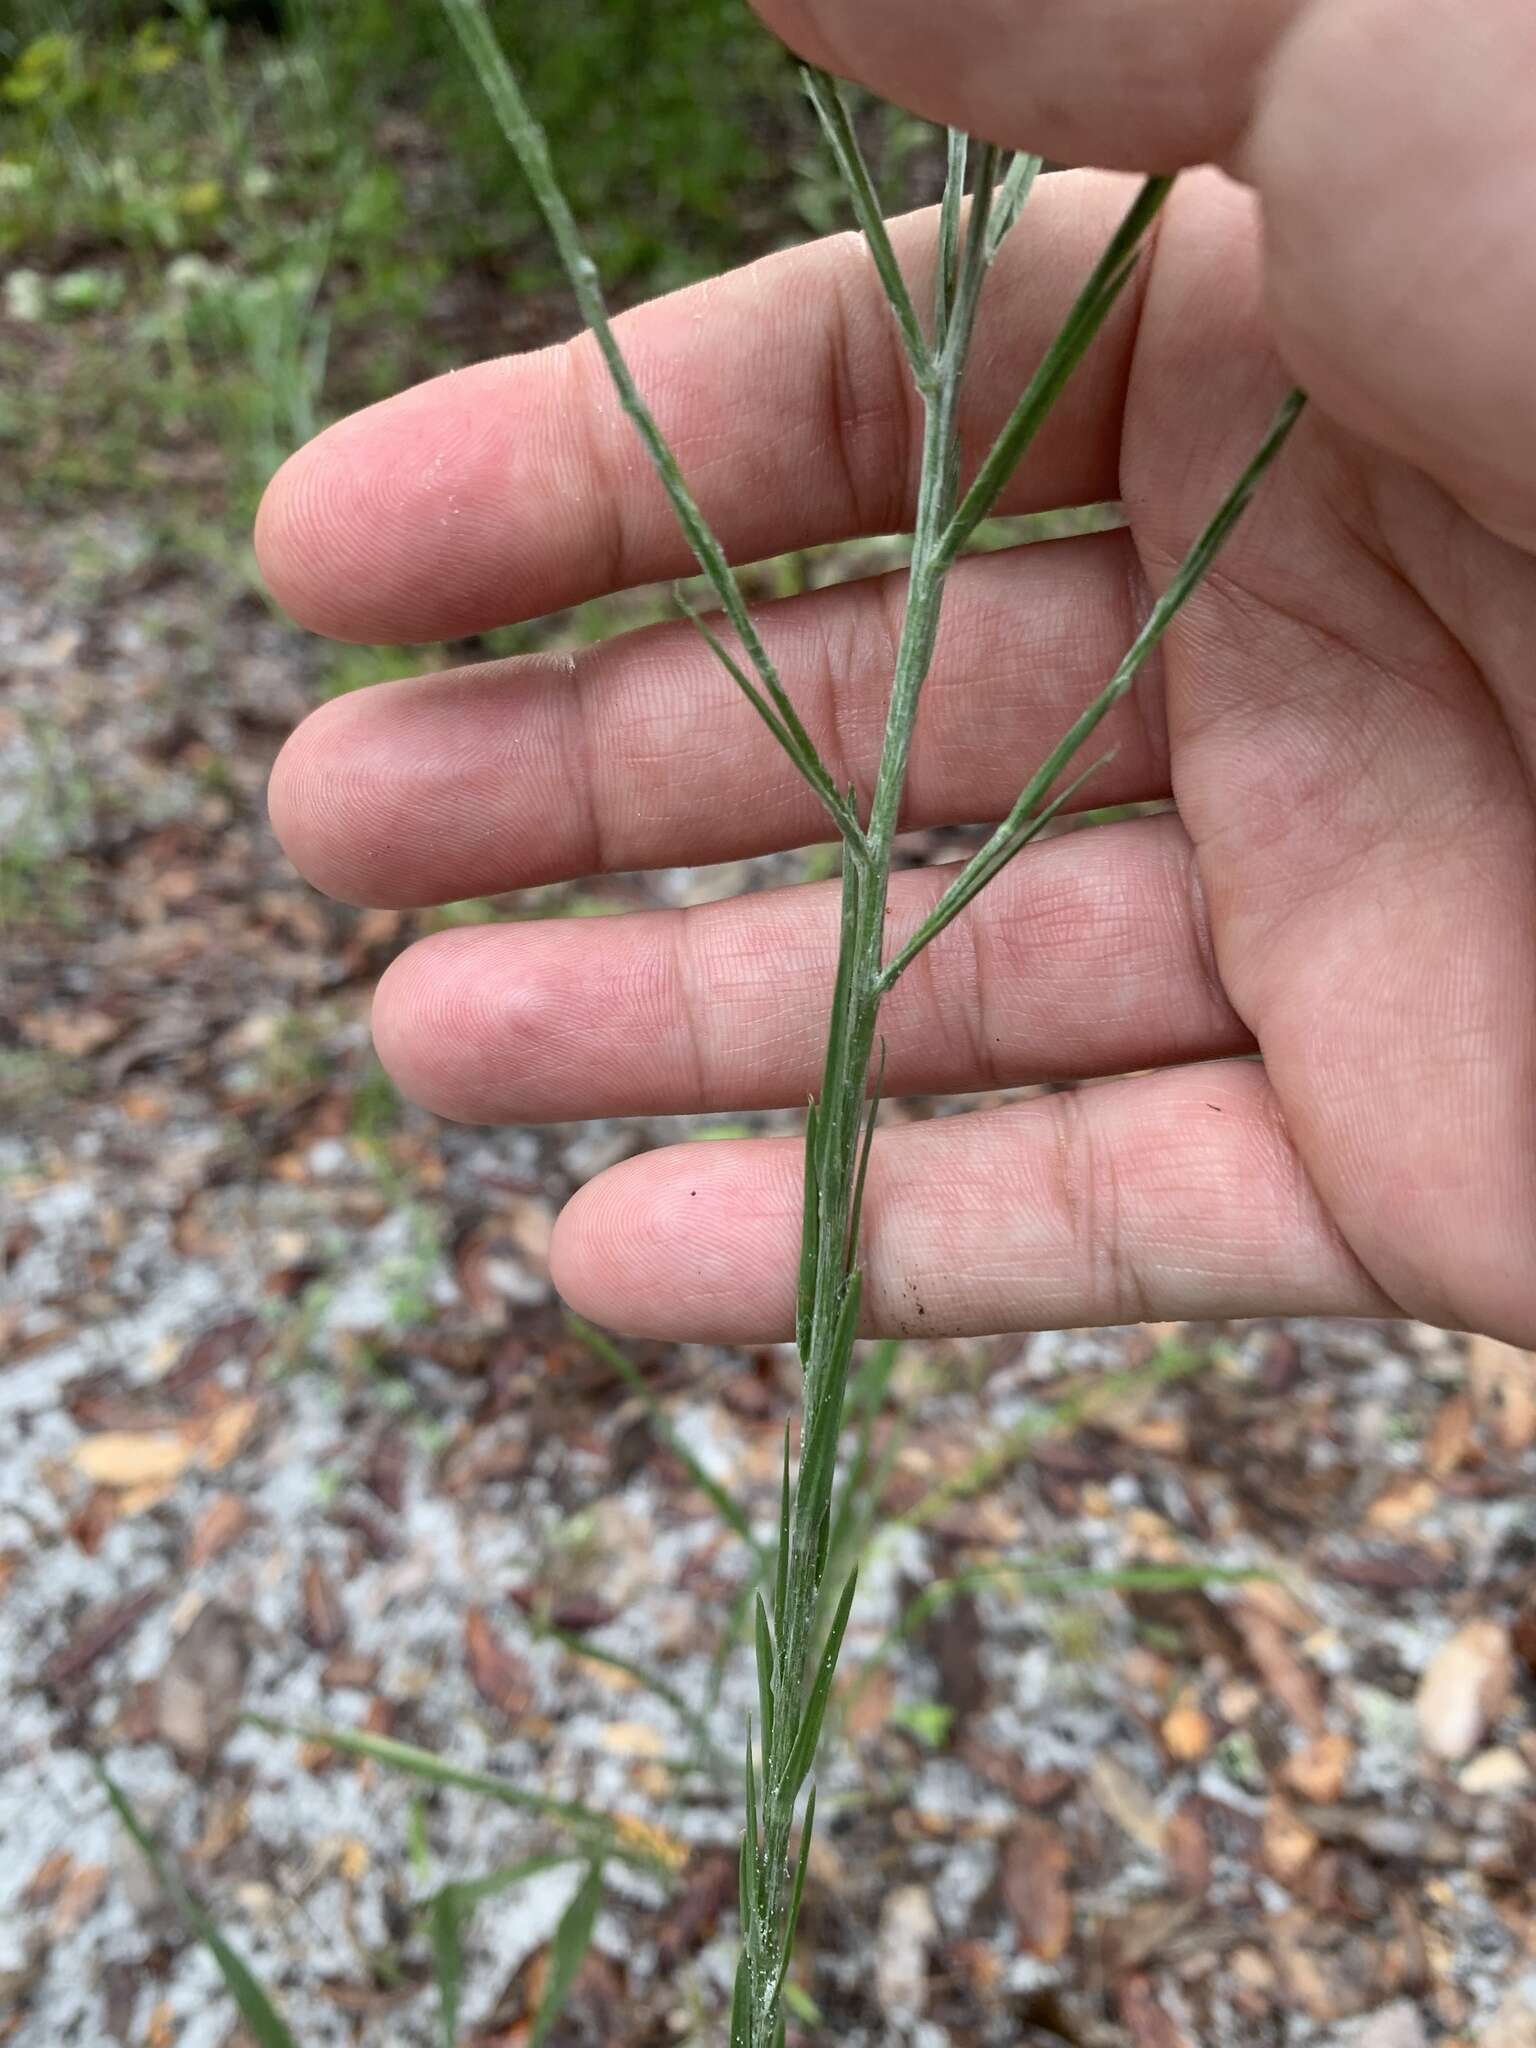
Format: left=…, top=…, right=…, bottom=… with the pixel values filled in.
left=439, top=0, right=858, bottom=846
left=801, top=68, right=932, bottom=389
left=939, top=174, right=1173, bottom=564
left=879, top=386, right=1307, bottom=992
left=437, top=16, right=1309, bottom=2037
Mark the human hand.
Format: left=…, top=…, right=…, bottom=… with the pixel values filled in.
left=256, top=0, right=1536, bottom=1345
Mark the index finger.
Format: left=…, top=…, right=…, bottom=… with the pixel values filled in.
left=254, top=172, right=1142, bottom=644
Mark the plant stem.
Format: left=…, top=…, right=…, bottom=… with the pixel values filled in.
left=438, top=0, right=860, bottom=848
left=436, top=13, right=1309, bottom=2035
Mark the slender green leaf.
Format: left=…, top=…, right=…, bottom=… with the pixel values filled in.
left=935, top=127, right=967, bottom=344
left=940, top=175, right=1175, bottom=562
left=770, top=1785, right=816, bottom=2006
left=796, top=1101, right=820, bottom=1357
left=730, top=1948, right=753, bottom=2048
left=429, top=1864, right=572, bottom=2048
left=800, top=67, right=931, bottom=386
left=248, top=1717, right=672, bottom=1866
left=781, top=1568, right=858, bottom=1800
left=529, top=1858, right=605, bottom=2048
left=774, top=1422, right=792, bottom=1630
left=986, top=150, right=1043, bottom=260
left=754, top=1595, right=776, bottom=1766
left=545, top=1626, right=726, bottom=1779
left=97, top=1763, right=297, bottom=2048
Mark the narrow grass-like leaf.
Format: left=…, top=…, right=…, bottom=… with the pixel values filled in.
left=248, top=1717, right=670, bottom=1863
left=770, top=1785, right=816, bottom=2006
left=674, top=588, right=817, bottom=781
left=566, top=1316, right=765, bottom=1561
left=438, top=0, right=857, bottom=843
left=935, top=127, right=967, bottom=345
left=529, top=1857, right=605, bottom=2048
left=97, top=1763, right=297, bottom=2048
left=940, top=175, right=1174, bottom=562
left=877, top=751, right=1110, bottom=989
left=800, top=67, right=931, bottom=386
left=844, top=1039, right=885, bottom=1267
left=774, top=1423, right=792, bottom=1630
left=754, top=1595, right=776, bottom=1766
left=781, top=1567, right=857, bottom=1801
left=985, top=150, right=1043, bottom=260
left=744, top=1720, right=760, bottom=1900
left=428, top=1854, right=572, bottom=2048
left=730, top=1947, right=753, bottom=2047
left=796, top=1102, right=820, bottom=1357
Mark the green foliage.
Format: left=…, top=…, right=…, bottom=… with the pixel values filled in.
left=1, top=0, right=800, bottom=522
left=96, top=1763, right=299, bottom=2048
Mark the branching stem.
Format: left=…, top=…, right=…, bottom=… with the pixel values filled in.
left=439, top=11, right=1305, bottom=2038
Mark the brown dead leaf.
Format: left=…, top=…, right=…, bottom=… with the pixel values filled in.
left=1514, top=1591, right=1536, bottom=1684
left=1233, top=1604, right=1327, bottom=1738
left=1118, top=1975, right=1188, bottom=2048
left=1163, top=1800, right=1212, bottom=1895
left=656, top=1852, right=737, bottom=1970
left=1283, top=1733, right=1355, bottom=1805
left=1415, top=1619, right=1514, bottom=1761
left=464, top=1607, right=533, bottom=1720
left=72, top=1431, right=195, bottom=1490
left=1425, top=1393, right=1477, bottom=1477
left=1161, top=1693, right=1213, bottom=1763
left=1367, top=1476, right=1437, bottom=1532
left=162, top=1315, right=264, bottom=1393
left=1269, top=1910, right=1385, bottom=2023
left=49, top=1863, right=107, bottom=1936
left=841, top=1664, right=896, bottom=1744
left=1263, top=1796, right=1321, bottom=1886
left=156, top=1605, right=251, bottom=1766
left=193, top=1397, right=259, bottom=1472
left=23, top=1850, right=74, bottom=1906
left=1000, top=1816, right=1072, bottom=1961
left=301, top=1559, right=347, bottom=1651
left=40, top=1586, right=161, bottom=1692
left=20, top=1007, right=123, bottom=1057
left=187, top=1493, right=251, bottom=1568
left=1467, top=1334, right=1536, bottom=1453
left=1091, top=1754, right=1166, bottom=1855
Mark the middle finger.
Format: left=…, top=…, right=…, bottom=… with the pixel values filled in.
left=270, top=528, right=1164, bottom=906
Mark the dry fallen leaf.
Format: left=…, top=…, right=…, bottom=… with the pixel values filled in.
left=1233, top=1605, right=1327, bottom=1739
left=1262, top=1795, right=1321, bottom=1886
left=72, top=1432, right=195, bottom=1490
left=1415, top=1619, right=1515, bottom=1762
left=1283, top=1732, right=1355, bottom=1804
left=300, top=1559, right=347, bottom=1651
left=186, top=1493, right=251, bottom=1568
left=874, top=1884, right=939, bottom=2017
left=1090, top=1754, right=1165, bottom=1856
left=192, top=1396, right=259, bottom=1473
left=1000, top=1816, right=1072, bottom=1961
left=464, top=1606, right=534, bottom=1721
left=156, top=1604, right=251, bottom=1766
left=1466, top=1335, right=1536, bottom=1453
left=1160, top=1693, right=1213, bottom=1763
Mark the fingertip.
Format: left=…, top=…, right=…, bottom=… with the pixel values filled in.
left=550, top=1140, right=800, bottom=1341
left=369, top=928, right=570, bottom=1126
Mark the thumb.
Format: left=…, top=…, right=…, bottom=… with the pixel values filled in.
left=757, top=0, right=1536, bottom=551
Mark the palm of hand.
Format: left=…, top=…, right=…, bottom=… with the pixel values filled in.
left=259, top=173, right=1536, bottom=1345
